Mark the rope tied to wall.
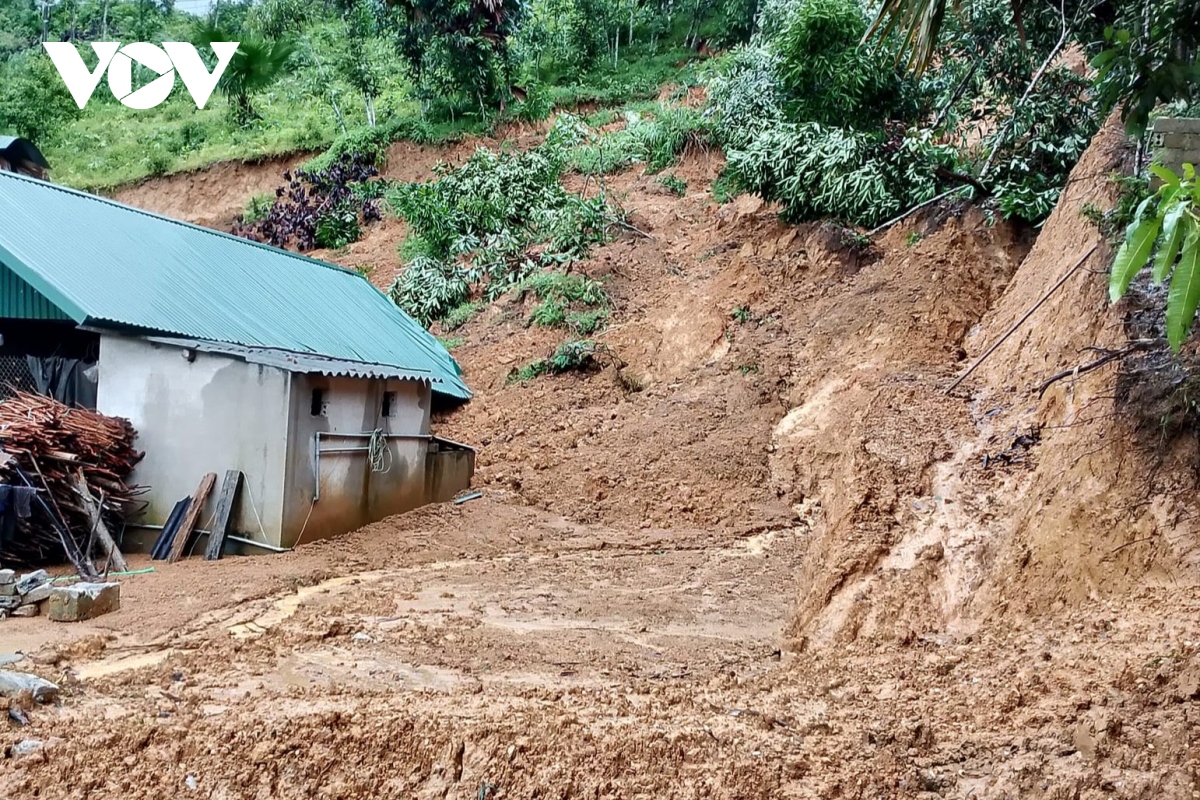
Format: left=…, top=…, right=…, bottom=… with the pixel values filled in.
left=368, top=428, right=392, bottom=473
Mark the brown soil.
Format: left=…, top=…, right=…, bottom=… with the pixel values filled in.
left=6, top=119, right=1200, bottom=799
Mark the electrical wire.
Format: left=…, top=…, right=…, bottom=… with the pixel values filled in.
left=368, top=428, right=392, bottom=473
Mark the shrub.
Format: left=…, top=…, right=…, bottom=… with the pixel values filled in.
left=658, top=174, right=687, bottom=196
left=567, top=308, right=608, bottom=334
left=527, top=297, right=568, bottom=327
left=522, top=271, right=606, bottom=305
left=386, top=117, right=617, bottom=326
left=234, top=152, right=383, bottom=250
left=725, top=122, right=955, bottom=227
left=388, top=255, right=471, bottom=328
left=440, top=301, right=483, bottom=331
left=771, top=0, right=918, bottom=129
left=572, top=106, right=712, bottom=175
left=314, top=202, right=361, bottom=249
left=243, top=193, right=276, bottom=224
left=508, top=339, right=602, bottom=383
left=704, top=45, right=786, bottom=148
left=523, top=271, right=607, bottom=329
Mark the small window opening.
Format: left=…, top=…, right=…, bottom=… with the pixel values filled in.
left=310, top=388, right=326, bottom=417
left=382, top=391, right=396, bottom=418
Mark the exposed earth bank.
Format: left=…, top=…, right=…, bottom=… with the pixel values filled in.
left=3, top=118, right=1199, bottom=799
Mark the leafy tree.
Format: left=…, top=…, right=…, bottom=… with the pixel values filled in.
left=772, top=0, right=917, bottom=129
left=383, top=0, right=527, bottom=113
left=1093, top=0, right=1200, bottom=134
left=1110, top=164, right=1200, bottom=351
left=0, top=1, right=38, bottom=58
left=196, top=22, right=297, bottom=124
left=0, top=51, right=79, bottom=145
left=333, top=0, right=383, bottom=126
left=868, top=0, right=1200, bottom=134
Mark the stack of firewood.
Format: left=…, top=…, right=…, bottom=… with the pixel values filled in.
left=0, top=392, right=144, bottom=570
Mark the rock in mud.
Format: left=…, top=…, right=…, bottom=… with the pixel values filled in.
left=14, top=570, right=48, bottom=596
left=20, top=583, right=51, bottom=604
left=9, top=738, right=44, bottom=757
left=0, top=671, right=59, bottom=703
left=11, top=604, right=38, bottom=618
left=47, top=582, right=120, bottom=622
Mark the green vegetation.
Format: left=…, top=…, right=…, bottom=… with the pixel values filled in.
left=572, top=104, right=711, bottom=175
left=440, top=301, right=484, bottom=332
left=658, top=173, right=687, bottom=196
left=388, top=117, right=618, bottom=326
left=1110, top=164, right=1200, bottom=351
left=522, top=270, right=609, bottom=331
left=508, top=339, right=603, bottom=383
left=5, top=0, right=1200, bottom=355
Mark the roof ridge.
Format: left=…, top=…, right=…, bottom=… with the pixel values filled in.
left=0, top=169, right=366, bottom=281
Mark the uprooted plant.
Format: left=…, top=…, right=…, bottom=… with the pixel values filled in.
left=507, top=339, right=617, bottom=383
left=232, top=151, right=384, bottom=250
left=387, top=116, right=622, bottom=327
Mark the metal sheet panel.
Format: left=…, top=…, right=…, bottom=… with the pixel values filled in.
left=0, top=171, right=469, bottom=399
left=0, top=262, right=69, bottom=320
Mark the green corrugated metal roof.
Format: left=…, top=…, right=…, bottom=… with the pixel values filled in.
left=0, top=170, right=469, bottom=400
left=0, top=262, right=69, bottom=320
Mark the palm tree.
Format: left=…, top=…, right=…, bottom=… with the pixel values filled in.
left=195, top=22, right=297, bottom=124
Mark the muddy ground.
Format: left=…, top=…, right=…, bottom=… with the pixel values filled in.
left=4, top=118, right=1200, bottom=798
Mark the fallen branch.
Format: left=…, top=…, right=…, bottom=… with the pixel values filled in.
left=71, top=470, right=129, bottom=572
left=1035, top=341, right=1156, bottom=397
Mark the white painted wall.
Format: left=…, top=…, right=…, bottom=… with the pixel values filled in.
left=95, top=335, right=291, bottom=547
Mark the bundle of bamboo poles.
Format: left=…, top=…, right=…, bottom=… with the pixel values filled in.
left=0, top=391, right=144, bottom=570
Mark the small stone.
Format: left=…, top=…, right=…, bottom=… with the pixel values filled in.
left=20, top=583, right=51, bottom=604
left=918, top=542, right=945, bottom=562
left=9, top=738, right=43, bottom=757
left=185, top=775, right=198, bottom=791
left=352, top=632, right=374, bottom=644
left=47, top=582, right=120, bottom=622
left=0, top=671, right=59, bottom=703
left=11, top=604, right=38, bottom=618
left=14, top=570, right=48, bottom=595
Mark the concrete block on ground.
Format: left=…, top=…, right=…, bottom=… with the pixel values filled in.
left=0, top=671, right=59, bottom=703
left=0, top=569, right=14, bottom=585
left=47, top=582, right=120, bottom=622
left=0, top=583, right=15, bottom=597
left=11, top=604, right=38, bottom=618
left=0, top=596, right=19, bottom=611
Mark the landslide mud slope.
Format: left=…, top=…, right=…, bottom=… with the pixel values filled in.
left=5, top=121, right=1199, bottom=798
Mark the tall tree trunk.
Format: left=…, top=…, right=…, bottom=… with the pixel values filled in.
left=101, top=0, right=109, bottom=39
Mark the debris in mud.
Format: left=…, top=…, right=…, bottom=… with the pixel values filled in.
left=981, top=427, right=1041, bottom=469
left=0, top=570, right=51, bottom=620
left=0, top=671, right=59, bottom=704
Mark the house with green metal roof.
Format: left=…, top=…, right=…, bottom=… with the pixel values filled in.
left=0, top=169, right=474, bottom=551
